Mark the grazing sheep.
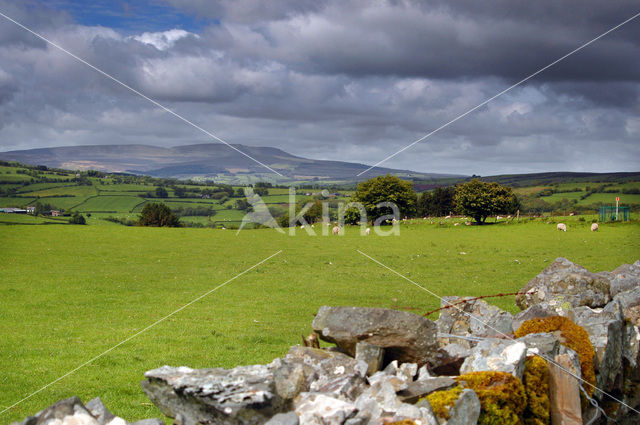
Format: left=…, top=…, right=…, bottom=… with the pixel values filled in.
left=591, top=223, right=599, bottom=232
left=365, top=227, right=370, bottom=235
left=445, top=215, right=451, bottom=219
left=557, top=223, right=567, bottom=232
left=465, top=221, right=472, bottom=226
left=332, top=225, right=340, bottom=235
left=454, top=222, right=460, bottom=226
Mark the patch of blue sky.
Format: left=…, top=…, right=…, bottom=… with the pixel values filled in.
left=44, top=0, right=208, bottom=34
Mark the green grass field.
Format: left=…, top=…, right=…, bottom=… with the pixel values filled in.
left=1, top=219, right=638, bottom=423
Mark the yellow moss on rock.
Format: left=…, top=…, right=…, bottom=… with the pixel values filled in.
left=425, top=385, right=463, bottom=420
left=454, top=371, right=526, bottom=425
left=388, top=421, right=418, bottom=425
left=514, top=316, right=596, bottom=396
left=523, top=355, right=550, bottom=425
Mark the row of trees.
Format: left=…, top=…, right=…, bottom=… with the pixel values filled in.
left=348, top=175, right=519, bottom=224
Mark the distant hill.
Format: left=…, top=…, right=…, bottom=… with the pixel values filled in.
left=0, top=143, right=460, bottom=183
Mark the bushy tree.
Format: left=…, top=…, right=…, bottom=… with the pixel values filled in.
left=139, top=203, right=181, bottom=227
left=351, top=174, right=417, bottom=223
left=155, top=186, right=168, bottom=198
left=454, top=179, right=519, bottom=224
left=417, top=186, right=456, bottom=217
left=68, top=211, right=86, bottom=225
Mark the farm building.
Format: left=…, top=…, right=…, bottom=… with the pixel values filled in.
left=0, top=207, right=27, bottom=214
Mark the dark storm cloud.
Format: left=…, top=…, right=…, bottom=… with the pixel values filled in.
left=0, top=0, right=638, bottom=175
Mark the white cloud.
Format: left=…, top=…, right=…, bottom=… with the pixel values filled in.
left=131, top=29, right=197, bottom=50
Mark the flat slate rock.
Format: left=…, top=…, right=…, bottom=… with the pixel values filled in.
left=312, top=306, right=438, bottom=366
left=141, top=364, right=284, bottom=425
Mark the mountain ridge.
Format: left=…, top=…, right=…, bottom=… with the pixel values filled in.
left=0, top=143, right=460, bottom=183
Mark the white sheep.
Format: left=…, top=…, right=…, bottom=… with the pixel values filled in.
left=332, top=225, right=340, bottom=235
left=591, top=223, right=599, bottom=232
left=557, top=223, right=567, bottom=232
left=454, top=222, right=460, bottom=226
left=365, top=227, right=370, bottom=235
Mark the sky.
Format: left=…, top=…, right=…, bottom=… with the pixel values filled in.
left=0, top=0, right=638, bottom=176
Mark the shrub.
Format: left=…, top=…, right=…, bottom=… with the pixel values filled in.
left=138, top=203, right=181, bottom=227
left=68, top=212, right=86, bottom=225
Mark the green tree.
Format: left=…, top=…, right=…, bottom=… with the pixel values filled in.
left=139, top=203, right=181, bottom=227
left=155, top=186, right=168, bottom=198
left=417, top=186, right=456, bottom=217
left=173, top=186, right=186, bottom=198
left=454, top=179, right=519, bottom=224
left=351, top=175, right=417, bottom=223
left=69, top=211, right=86, bottom=225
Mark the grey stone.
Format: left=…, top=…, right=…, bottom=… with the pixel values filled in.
left=436, top=297, right=513, bottom=349
left=273, top=361, right=306, bottom=401
left=343, top=418, right=368, bottom=425
left=610, top=260, right=640, bottom=297
left=623, top=322, right=640, bottom=380
left=284, top=346, right=367, bottom=401
left=417, top=365, right=431, bottom=380
left=382, top=359, right=399, bottom=375
left=141, top=364, right=284, bottom=425
left=613, top=286, right=640, bottom=326
left=132, top=420, right=165, bottom=425
left=460, top=338, right=527, bottom=379
left=354, top=381, right=437, bottom=424
left=569, top=304, right=623, bottom=392
left=10, top=397, right=164, bottom=425
left=446, top=389, right=481, bottom=425
left=516, top=257, right=611, bottom=310
left=264, top=412, right=299, bottom=425
left=517, top=332, right=560, bottom=358
left=432, top=343, right=470, bottom=376
left=85, top=398, right=116, bottom=425
left=397, top=377, right=457, bottom=403
left=10, top=397, right=99, bottom=425
left=355, top=342, right=384, bottom=376
left=294, top=393, right=356, bottom=425
left=367, top=371, right=409, bottom=392
left=397, top=362, right=418, bottom=382
left=312, top=306, right=439, bottom=366
left=512, top=304, right=557, bottom=332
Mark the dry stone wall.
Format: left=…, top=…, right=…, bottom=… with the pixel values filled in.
left=11, top=258, right=640, bottom=425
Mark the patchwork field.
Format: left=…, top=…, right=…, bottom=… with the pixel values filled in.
left=0, top=219, right=638, bottom=423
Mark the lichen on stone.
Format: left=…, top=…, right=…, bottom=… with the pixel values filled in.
left=514, top=316, right=596, bottom=396
left=424, top=385, right=463, bottom=420
left=388, top=420, right=418, bottom=425
left=443, top=371, right=527, bottom=425
left=522, top=355, right=550, bottom=425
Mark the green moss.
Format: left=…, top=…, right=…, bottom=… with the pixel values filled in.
left=425, top=386, right=463, bottom=420
left=455, top=371, right=527, bottom=425
left=523, top=356, right=550, bottom=425
left=514, top=316, right=596, bottom=396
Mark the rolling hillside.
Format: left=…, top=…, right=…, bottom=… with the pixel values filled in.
left=0, top=144, right=459, bottom=184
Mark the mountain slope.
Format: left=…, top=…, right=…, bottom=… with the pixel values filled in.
left=0, top=143, right=458, bottom=182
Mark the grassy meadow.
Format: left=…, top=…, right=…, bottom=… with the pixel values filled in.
left=1, top=218, right=639, bottom=423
